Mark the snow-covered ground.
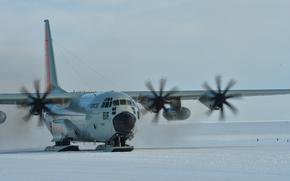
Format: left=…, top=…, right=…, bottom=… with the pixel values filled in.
left=0, top=146, right=290, bottom=181
left=1, top=121, right=290, bottom=181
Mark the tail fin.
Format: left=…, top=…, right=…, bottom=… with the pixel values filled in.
left=44, top=19, right=63, bottom=92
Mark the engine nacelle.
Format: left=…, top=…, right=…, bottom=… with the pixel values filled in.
left=162, top=107, right=191, bottom=120
left=0, top=111, right=7, bottom=124
left=198, top=93, right=218, bottom=110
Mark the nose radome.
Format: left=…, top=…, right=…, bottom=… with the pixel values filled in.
left=113, top=112, right=136, bottom=134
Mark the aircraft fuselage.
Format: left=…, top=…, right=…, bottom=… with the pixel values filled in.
left=44, top=91, right=139, bottom=145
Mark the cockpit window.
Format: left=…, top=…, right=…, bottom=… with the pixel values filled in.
left=113, top=100, right=119, bottom=106
left=105, top=102, right=109, bottom=107
left=112, top=99, right=136, bottom=106
left=132, top=100, right=136, bottom=106
left=120, top=99, right=126, bottom=105
left=101, top=97, right=113, bottom=108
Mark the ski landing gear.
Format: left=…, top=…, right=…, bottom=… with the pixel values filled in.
left=45, top=139, right=79, bottom=152
left=96, top=134, right=134, bottom=152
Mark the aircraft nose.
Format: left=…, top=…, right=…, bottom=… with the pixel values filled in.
left=113, top=112, right=136, bottom=134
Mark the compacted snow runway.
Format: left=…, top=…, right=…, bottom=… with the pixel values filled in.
left=0, top=145, right=290, bottom=181
left=1, top=121, right=290, bottom=180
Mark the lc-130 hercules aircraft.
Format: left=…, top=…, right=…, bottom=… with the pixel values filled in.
left=0, top=20, right=290, bottom=152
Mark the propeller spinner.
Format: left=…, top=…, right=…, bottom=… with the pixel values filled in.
left=203, top=76, right=241, bottom=120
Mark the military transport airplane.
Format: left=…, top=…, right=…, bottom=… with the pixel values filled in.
left=0, top=20, right=290, bottom=152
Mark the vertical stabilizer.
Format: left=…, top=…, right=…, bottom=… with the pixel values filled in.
left=44, top=19, right=60, bottom=91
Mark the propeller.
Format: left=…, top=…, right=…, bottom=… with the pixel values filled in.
left=203, top=75, right=241, bottom=120
left=19, top=80, right=55, bottom=126
left=139, top=78, right=178, bottom=122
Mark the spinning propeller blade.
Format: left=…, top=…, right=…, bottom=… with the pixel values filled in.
left=203, top=76, right=240, bottom=120
left=19, top=80, right=55, bottom=126
left=140, top=78, right=178, bottom=123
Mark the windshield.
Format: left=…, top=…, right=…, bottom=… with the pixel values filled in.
left=113, top=99, right=135, bottom=106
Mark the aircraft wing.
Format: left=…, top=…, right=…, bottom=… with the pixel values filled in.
left=124, top=89, right=290, bottom=100
left=0, top=89, right=290, bottom=105
left=0, top=93, right=72, bottom=105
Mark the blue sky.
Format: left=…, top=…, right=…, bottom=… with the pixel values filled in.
left=1, top=0, right=290, bottom=122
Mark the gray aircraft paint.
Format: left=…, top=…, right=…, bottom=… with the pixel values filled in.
left=44, top=19, right=58, bottom=90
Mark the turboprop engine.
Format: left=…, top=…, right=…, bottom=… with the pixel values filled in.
left=199, top=76, right=241, bottom=120
left=139, top=78, right=187, bottom=122
left=199, top=93, right=218, bottom=110
left=162, top=107, right=191, bottom=120
left=0, top=111, right=7, bottom=124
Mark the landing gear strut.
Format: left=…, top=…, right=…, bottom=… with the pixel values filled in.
left=112, top=136, right=126, bottom=147
left=96, top=134, right=134, bottom=152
